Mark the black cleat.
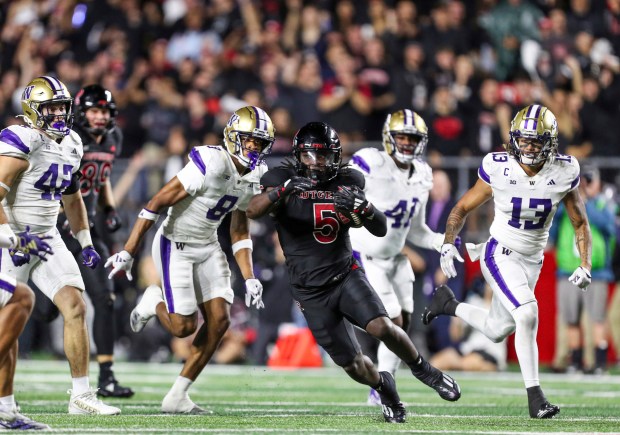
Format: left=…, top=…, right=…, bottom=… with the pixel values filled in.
left=411, top=358, right=461, bottom=401
left=381, top=402, right=407, bottom=423
left=376, top=372, right=406, bottom=423
left=422, top=285, right=458, bottom=325
left=530, top=401, right=560, bottom=419
left=97, top=376, right=135, bottom=398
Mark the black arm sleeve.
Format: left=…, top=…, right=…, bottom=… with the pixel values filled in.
left=63, top=171, right=82, bottom=195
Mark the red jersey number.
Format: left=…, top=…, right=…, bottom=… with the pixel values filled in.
left=313, top=203, right=340, bottom=244
left=80, top=161, right=111, bottom=196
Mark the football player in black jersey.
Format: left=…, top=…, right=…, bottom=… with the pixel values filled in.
left=58, top=85, right=133, bottom=397
left=247, top=122, right=461, bottom=423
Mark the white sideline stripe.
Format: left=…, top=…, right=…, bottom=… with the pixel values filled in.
left=33, top=429, right=613, bottom=435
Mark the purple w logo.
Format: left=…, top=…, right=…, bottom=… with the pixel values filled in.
left=23, top=85, right=35, bottom=100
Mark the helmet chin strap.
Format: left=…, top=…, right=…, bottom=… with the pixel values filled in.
left=394, top=151, right=415, bottom=164
left=234, top=149, right=260, bottom=171
left=246, top=151, right=259, bottom=170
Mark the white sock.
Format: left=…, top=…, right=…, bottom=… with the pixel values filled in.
left=377, top=342, right=401, bottom=376
left=72, top=376, right=90, bottom=396
left=170, top=376, right=193, bottom=396
left=513, top=305, right=539, bottom=388
left=0, top=395, right=15, bottom=407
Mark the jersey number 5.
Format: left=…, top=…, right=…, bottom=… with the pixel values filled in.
left=313, top=203, right=340, bottom=244
left=34, top=163, right=73, bottom=200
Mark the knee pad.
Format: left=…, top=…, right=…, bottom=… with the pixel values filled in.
left=513, top=302, right=539, bottom=331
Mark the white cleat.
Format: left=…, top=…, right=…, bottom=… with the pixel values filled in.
left=68, top=389, right=121, bottom=415
left=367, top=388, right=382, bottom=406
left=161, top=392, right=212, bottom=415
left=130, top=285, right=163, bottom=333
left=0, top=403, right=16, bottom=422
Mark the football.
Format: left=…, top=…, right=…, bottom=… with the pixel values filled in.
left=336, top=209, right=364, bottom=228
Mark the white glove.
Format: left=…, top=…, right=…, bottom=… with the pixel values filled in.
left=104, top=250, right=134, bottom=281
left=245, top=278, right=265, bottom=309
left=568, top=266, right=591, bottom=291
left=440, top=243, right=464, bottom=279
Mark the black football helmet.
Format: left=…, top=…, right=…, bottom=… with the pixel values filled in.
left=74, top=84, right=117, bottom=135
left=293, top=122, right=341, bottom=184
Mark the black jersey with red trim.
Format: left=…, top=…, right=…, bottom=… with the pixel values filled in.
left=260, top=166, right=365, bottom=290
left=74, top=124, right=122, bottom=218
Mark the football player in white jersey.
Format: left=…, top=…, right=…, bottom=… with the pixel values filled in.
left=422, top=105, right=592, bottom=419
left=0, top=229, right=52, bottom=429
left=105, top=106, right=274, bottom=414
left=0, top=77, right=120, bottom=416
left=349, top=109, right=453, bottom=405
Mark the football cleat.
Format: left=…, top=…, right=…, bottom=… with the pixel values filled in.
left=161, top=392, right=212, bottom=415
left=97, top=375, right=135, bottom=398
left=130, top=285, right=163, bottom=333
left=375, top=372, right=406, bottom=423
left=68, top=389, right=121, bottom=415
left=531, top=401, right=560, bottom=419
left=0, top=410, right=50, bottom=430
left=367, top=388, right=382, bottom=406
left=381, top=402, right=407, bottom=424
left=422, top=285, right=458, bottom=325
left=411, top=357, right=461, bottom=401
left=0, top=404, right=16, bottom=422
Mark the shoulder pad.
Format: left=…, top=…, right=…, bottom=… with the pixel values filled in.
left=0, top=125, right=35, bottom=156
left=350, top=148, right=387, bottom=175
left=188, top=145, right=227, bottom=176
left=479, top=152, right=509, bottom=184
left=260, top=167, right=293, bottom=189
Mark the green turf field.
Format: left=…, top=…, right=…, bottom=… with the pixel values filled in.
left=11, top=360, right=620, bottom=433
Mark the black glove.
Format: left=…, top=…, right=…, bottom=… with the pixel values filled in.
left=104, top=206, right=122, bottom=232
left=333, top=185, right=374, bottom=219
left=267, top=176, right=315, bottom=203
left=10, top=249, right=31, bottom=266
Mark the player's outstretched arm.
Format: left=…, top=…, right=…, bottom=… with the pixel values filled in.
left=106, top=176, right=189, bottom=280
left=246, top=189, right=276, bottom=219
left=230, top=209, right=264, bottom=309
left=363, top=207, right=387, bottom=237
left=444, top=179, right=492, bottom=244
left=441, top=179, right=492, bottom=278
left=63, top=190, right=102, bottom=269
left=563, top=188, right=592, bottom=289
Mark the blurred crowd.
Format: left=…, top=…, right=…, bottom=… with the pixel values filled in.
left=4, top=0, right=620, bottom=367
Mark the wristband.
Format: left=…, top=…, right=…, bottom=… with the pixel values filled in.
left=232, top=239, right=253, bottom=255
left=75, top=229, right=93, bottom=248
left=267, top=187, right=281, bottom=203
left=138, top=208, right=159, bottom=221
left=0, top=181, right=10, bottom=192
left=0, top=223, right=17, bottom=249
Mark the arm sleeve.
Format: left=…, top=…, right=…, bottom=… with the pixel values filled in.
left=63, top=171, right=82, bottom=195
left=260, top=168, right=290, bottom=190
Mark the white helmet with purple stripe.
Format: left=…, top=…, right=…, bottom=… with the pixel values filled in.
left=223, top=106, right=275, bottom=170
left=20, top=76, right=73, bottom=140
left=508, top=104, right=558, bottom=166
